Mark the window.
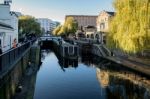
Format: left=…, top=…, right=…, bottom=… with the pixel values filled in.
left=100, top=23, right=105, bottom=30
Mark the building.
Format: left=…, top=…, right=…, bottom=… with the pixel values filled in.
left=0, top=3, right=18, bottom=52
left=37, top=18, right=59, bottom=34
left=96, top=11, right=115, bottom=43
left=13, top=11, right=23, bottom=17
left=65, top=15, right=98, bottom=30
left=97, top=11, right=115, bottom=32
left=84, top=25, right=97, bottom=38
left=51, top=21, right=60, bottom=32
left=53, top=21, right=60, bottom=27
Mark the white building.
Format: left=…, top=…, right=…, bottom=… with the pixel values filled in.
left=37, top=18, right=59, bottom=34
left=97, top=11, right=115, bottom=32
left=0, top=3, right=18, bottom=52
left=96, top=11, right=115, bottom=44
left=13, top=11, right=23, bottom=17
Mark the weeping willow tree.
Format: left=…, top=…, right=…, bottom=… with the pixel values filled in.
left=52, top=17, right=78, bottom=36
left=52, top=25, right=62, bottom=36
left=107, top=0, right=150, bottom=53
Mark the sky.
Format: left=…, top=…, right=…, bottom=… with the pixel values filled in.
left=0, top=0, right=114, bottom=23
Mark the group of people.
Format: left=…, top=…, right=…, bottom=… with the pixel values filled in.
left=0, top=34, right=37, bottom=55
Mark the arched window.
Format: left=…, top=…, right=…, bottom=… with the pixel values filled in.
left=87, top=34, right=89, bottom=38
left=91, top=34, right=94, bottom=39
left=95, top=34, right=99, bottom=39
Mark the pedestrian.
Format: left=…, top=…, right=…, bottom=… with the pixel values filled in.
left=13, top=38, right=17, bottom=48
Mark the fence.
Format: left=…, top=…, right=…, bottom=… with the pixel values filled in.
left=0, top=40, right=35, bottom=75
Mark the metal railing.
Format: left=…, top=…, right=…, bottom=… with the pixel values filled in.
left=0, top=39, right=36, bottom=75
left=101, top=45, right=111, bottom=56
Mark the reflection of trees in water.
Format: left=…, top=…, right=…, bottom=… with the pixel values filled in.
left=40, top=50, right=150, bottom=99
left=96, top=66, right=150, bottom=99
left=97, top=69, right=110, bottom=88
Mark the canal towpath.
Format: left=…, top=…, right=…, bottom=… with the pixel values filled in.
left=105, top=55, right=150, bottom=77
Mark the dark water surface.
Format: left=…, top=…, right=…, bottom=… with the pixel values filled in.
left=33, top=50, right=150, bottom=99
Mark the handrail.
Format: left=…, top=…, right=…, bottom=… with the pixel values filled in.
left=0, top=39, right=36, bottom=56
left=93, top=44, right=111, bottom=57
left=97, top=45, right=106, bottom=57
left=0, top=39, right=36, bottom=75
left=101, top=45, right=111, bottom=56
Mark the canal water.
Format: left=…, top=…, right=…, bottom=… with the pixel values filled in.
left=33, top=50, right=150, bottom=99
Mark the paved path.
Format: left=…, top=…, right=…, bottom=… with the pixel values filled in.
left=105, top=56, right=150, bottom=76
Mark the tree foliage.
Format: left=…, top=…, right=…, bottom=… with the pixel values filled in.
left=19, top=15, right=42, bottom=38
left=64, top=17, right=78, bottom=34
left=52, top=17, right=78, bottom=36
left=52, top=25, right=62, bottom=36
left=107, top=0, right=150, bottom=53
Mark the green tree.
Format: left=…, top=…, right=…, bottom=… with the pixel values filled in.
left=64, top=17, right=78, bottom=35
left=52, top=25, right=62, bottom=36
left=107, top=0, right=150, bottom=53
left=19, top=15, right=42, bottom=38
left=58, top=25, right=67, bottom=36
left=52, top=17, right=78, bottom=36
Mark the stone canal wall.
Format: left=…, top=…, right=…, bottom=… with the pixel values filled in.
left=0, top=45, right=40, bottom=99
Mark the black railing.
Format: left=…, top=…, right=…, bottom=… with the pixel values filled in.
left=0, top=40, right=36, bottom=75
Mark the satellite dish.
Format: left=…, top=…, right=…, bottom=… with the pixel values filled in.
left=4, top=0, right=12, bottom=5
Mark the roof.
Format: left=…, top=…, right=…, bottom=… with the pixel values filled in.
left=66, top=15, right=98, bottom=17
left=106, top=11, right=115, bottom=16
left=10, top=11, right=19, bottom=17
left=0, top=22, right=13, bottom=29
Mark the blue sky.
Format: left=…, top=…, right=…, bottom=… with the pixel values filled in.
left=0, top=0, right=114, bottom=23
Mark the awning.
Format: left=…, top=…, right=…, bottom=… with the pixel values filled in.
left=0, top=22, right=13, bottom=29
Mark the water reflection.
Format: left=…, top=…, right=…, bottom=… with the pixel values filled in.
left=37, top=50, right=150, bottom=99
left=80, top=54, right=94, bottom=66
left=96, top=62, right=150, bottom=99
left=58, top=58, right=78, bottom=72
left=41, top=50, right=52, bottom=61
left=0, top=61, right=40, bottom=99
left=1, top=49, right=150, bottom=99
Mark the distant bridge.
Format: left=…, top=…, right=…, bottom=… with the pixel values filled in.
left=39, top=36, right=62, bottom=41
left=39, top=35, right=112, bottom=58
left=39, top=35, right=79, bottom=59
